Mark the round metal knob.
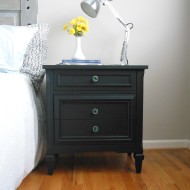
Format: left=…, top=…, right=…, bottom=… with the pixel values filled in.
left=92, top=126, right=99, bottom=133
left=92, top=75, right=99, bottom=83
left=92, top=108, right=99, bottom=115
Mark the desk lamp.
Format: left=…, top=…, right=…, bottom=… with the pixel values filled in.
left=80, top=0, right=133, bottom=64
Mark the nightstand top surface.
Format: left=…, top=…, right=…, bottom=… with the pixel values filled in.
left=43, top=64, right=148, bottom=70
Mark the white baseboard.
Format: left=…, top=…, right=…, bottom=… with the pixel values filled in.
left=143, top=139, right=190, bottom=149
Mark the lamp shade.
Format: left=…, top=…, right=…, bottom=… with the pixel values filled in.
left=80, top=0, right=100, bottom=18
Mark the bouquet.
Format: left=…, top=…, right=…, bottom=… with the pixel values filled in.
left=63, top=16, right=89, bottom=37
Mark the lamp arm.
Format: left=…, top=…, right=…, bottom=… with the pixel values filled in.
left=102, top=0, right=131, bottom=33
left=99, top=0, right=132, bottom=64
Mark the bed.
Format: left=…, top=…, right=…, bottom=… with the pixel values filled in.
left=0, top=0, right=49, bottom=189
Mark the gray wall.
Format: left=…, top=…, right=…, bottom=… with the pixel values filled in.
left=38, top=0, right=190, bottom=141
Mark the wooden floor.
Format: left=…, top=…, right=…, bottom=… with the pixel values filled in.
left=17, top=149, right=190, bottom=190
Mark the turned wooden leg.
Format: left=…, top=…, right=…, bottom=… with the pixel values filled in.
left=134, top=153, right=144, bottom=173
left=45, top=154, right=57, bottom=175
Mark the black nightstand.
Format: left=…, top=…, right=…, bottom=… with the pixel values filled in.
left=43, top=64, right=148, bottom=175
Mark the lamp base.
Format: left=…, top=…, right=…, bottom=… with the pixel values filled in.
left=120, top=59, right=128, bottom=65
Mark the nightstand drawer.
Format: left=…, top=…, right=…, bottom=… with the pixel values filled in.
left=56, top=102, right=128, bottom=120
left=54, top=94, right=136, bottom=120
left=54, top=119, right=131, bottom=139
left=54, top=70, right=136, bottom=90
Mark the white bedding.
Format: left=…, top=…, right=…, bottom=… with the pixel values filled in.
left=0, top=73, right=46, bottom=190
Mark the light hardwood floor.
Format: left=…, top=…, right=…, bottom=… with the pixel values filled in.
left=17, top=149, right=190, bottom=190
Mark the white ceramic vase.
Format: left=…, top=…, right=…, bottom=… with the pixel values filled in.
left=72, top=37, right=85, bottom=60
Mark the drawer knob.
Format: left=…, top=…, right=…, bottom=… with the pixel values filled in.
left=92, top=108, right=99, bottom=115
left=92, top=125, right=99, bottom=133
left=92, top=75, right=99, bottom=83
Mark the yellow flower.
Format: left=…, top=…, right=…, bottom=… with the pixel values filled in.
left=77, top=26, right=82, bottom=32
left=78, top=16, right=87, bottom=23
left=69, top=28, right=75, bottom=35
left=64, top=16, right=89, bottom=37
left=82, top=25, right=89, bottom=32
left=63, top=24, right=68, bottom=30
left=70, top=19, right=76, bottom=25
left=79, top=23, right=85, bottom=28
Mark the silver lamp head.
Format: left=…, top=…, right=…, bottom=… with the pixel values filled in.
left=81, top=0, right=101, bottom=18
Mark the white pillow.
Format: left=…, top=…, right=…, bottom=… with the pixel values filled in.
left=0, top=25, right=37, bottom=72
